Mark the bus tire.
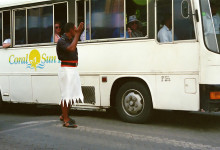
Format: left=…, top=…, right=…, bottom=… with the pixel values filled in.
left=116, top=81, right=153, bottom=123
left=0, top=91, right=3, bottom=110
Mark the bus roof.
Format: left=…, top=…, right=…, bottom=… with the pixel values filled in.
left=0, top=0, right=51, bottom=8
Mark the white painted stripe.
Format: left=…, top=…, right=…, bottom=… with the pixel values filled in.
left=77, top=126, right=219, bottom=150
left=17, top=120, right=57, bottom=126
left=0, top=120, right=58, bottom=134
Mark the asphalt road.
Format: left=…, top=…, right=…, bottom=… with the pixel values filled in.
left=0, top=104, right=220, bottom=150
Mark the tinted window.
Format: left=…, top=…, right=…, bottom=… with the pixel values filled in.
left=174, top=0, right=195, bottom=41
left=157, top=0, right=173, bottom=43
left=126, top=0, right=147, bottom=38
left=157, top=0, right=195, bottom=43
left=91, top=0, right=124, bottom=39
left=27, top=6, right=53, bottom=44
left=54, top=3, right=67, bottom=43
left=0, top=13, right=2, bottom=46
left=200, top=0, right=219, bottom=52
left=77, top=0, right=90, bottom=41
left=86, top=1, right=90, bottom=40
left=15, top=10, right=26, bottom=45
left=3, top=11, right=11, bottom=44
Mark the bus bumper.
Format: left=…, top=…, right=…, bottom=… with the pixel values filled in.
left=200, top=84, right=220, bottom=112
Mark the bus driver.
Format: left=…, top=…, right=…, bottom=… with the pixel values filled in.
left=158, top=14, right=172, bottom=43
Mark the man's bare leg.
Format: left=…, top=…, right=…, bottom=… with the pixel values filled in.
left=61, top=101, right=70, bottom=122
left=60, top=106, right=71, bottom=121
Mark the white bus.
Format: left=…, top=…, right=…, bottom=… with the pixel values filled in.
left=0, top=0, right=220, bottom=123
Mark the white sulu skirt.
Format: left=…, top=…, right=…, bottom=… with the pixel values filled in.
left=58, top=67, right=84, bottom=106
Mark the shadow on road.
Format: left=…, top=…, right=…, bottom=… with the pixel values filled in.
left=151, top=110, right=220, bottom=130
left=1, top=103, right=220, bottom=130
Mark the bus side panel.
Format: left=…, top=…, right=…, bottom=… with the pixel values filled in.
left=0, top=76, right=10, bottom=102
left=32, top=76, right=60, bottom=104
left=155, top=75, right=199, bottom=111
left=9, top=76, right=33, bottom=103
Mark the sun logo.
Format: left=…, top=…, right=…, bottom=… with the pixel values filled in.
left=29, top=49, right=41, bottom=71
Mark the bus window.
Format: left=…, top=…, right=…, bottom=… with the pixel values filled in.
left=3, top=11, right=11, bottom=48
left=157, top=0, right=173, bottom=43
left=126, top=0, right=147, bottom=38
left=201, top=0, right=219, bottom=52
left=77, top=0, right=84, bottom=25
left=91, top=0, right=124, bottom=40
left=27, top=6, right=53, bottom=44
left=54, top=2, right=67, bottom=43
left=0, top=13, right=2, bottom=46
left=86, top=1, right=90, bottom=40
left=76, top=0, right=90, bottom=41
left=174, top=0, right=195, bottom=41
left=15, top=9, right=26, bottom=45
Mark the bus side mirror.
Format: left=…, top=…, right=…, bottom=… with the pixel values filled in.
left=181, top=0, right=189, bottom=18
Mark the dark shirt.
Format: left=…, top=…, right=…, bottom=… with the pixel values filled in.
left=56, top=34, right=78, bottom=61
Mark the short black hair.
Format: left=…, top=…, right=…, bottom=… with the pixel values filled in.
left=64, top=22, right=75, bottom=33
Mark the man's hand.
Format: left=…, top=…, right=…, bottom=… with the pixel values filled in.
left=75, top=22, right=84, bottom=35
left=67, top=22, right=84, bottom=52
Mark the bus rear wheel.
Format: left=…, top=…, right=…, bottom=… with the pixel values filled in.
left=116, top=81, right=153, bottom=123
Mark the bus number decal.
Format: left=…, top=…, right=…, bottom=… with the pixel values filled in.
left=161, top=76, right=171, bottom=82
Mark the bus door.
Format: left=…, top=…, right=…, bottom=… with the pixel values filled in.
left=154, top=0, right=200, bottom=111
left=199, top=0, right=220, bottom=111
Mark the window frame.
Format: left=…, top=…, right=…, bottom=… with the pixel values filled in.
left=0, top=12, right=2, bottom=48
left=53, top=1, right=69, bottom=43
left=13, top=8, right=27, bottom=47
left=0, top=10, right=12, bottom=48
left=12, top=1, right=68, bottom=48
left=155, top=0, right=198, bottom=44
left=75, top=0, right=149, bottom=43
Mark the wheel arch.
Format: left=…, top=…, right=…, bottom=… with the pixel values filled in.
left=110, top=77, right=153, bottom=108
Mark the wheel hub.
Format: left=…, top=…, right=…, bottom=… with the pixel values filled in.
left=122, top=89, right=144, bottom=116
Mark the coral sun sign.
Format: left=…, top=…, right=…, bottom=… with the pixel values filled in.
left=9, top=49, right=60, bottom=71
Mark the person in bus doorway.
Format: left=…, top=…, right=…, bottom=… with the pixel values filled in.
left=3, top=33, right=11, bottom=48
left=56, top=22, right=84, bottom=128
left=127, top=15, right=144, bottom=38
left=54, top=21, right=62, bottom=43
left=157, top=14, right=172, bottom=43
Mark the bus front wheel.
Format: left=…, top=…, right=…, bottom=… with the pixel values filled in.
left=116, top=81, right=153, bottom=123
left=0, top=91, right=3, bottom=110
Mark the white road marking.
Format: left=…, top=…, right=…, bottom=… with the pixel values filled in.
left=0, top=120, right=58, bottom=134
left=77, top=126, right=220, bottom=150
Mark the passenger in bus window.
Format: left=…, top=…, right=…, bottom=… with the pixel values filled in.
left=157, top=14, right=172, bottom=43
left=54, top=21, right=62, bottom=43
left=127, top=15, right=144, bottom=38
left=3, top=33, right=11, bottom=48
left=80, top=29, right=90, bottom=41
left=211, top=1, right=220, bottom=34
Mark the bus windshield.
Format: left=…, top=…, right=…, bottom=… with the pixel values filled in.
left=201, top=0, right=220, bottom=53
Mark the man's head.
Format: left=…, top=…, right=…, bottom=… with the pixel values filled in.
left=127, top=15, right=141, bottom=30
left=164, top=14, right=172, bottom=30
left=64, top=22, right=76, bottom=37
left=211, top=1, right=216, bottom=15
